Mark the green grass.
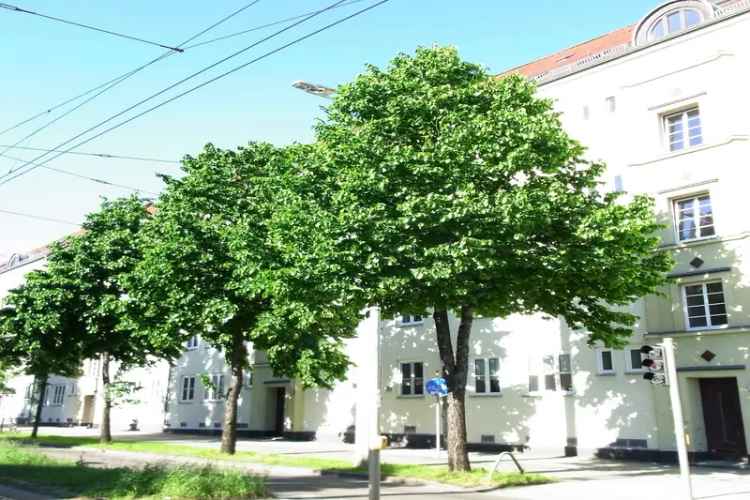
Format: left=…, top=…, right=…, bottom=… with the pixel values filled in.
left=0, top=433, right=552, bottom=489
left=0, top=440, right=268, bottom=499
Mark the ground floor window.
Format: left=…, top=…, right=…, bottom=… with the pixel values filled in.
left=529, top=353, right=572, bottom=392
left=474, top=358, right=500, bottom=393
left=181, top=376, right=196, bottom=401
left=596, top=349, right=615, bottom=375
left=400, top=362, right=424, bottom=395
left=205, top=374, right=225, bottom=401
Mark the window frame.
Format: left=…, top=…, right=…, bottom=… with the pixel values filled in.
left=672, top=193, right=715, bottom=243
left=398, top=314, right=424, bottom=327
left=527, top=353, right=573, bottom=393
left=204, top=373, right=225, bottom=401
left=180, top=376, right=196, bottom=402
left=625, top=348, right=646, bottom=373
left=662, top=107, right=702, bottom=153
left=596, top=349, right=616, bottom=375
left=473, top=357, right=501, bottom=395
left=647, top=7, right=703, bottom=41
left=51, top=385, right=65, bottom=406
left=682, top=280, right=729, bottom=331
left=400, top=361, right=425, bottom=396
left=186, top=335, right=199, bottom=351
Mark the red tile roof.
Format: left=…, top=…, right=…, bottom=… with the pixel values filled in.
left=501, top=25, right=635, bottom=79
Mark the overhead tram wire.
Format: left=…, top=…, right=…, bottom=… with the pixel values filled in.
left=0, top=1, right=264, bottom=178
left=0, top=0, right=355, bottom=186
left=0, top=145, right=179, bottom=164
left=0, top=152, right=158, bottom=195
left=0, top=2, right=183, bottom=52
left=0, top=208, right=80, bottom=227
left=0, top=0, right=391, bottom=190
left=183, top=0, right=368, bottom=49
left=0, top=0, right=359, bottom=140
left=0, top=0, right=261, bottom=138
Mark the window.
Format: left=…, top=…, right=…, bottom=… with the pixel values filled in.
left=52, top=385, right=65, bottom=406
left=606, top=96, right=616, bottom=113
left=625, top=348, right=646, bottom=373
left=205, top=374, right=225, bottom=400
left=559, top=354, right=573, bottom=391
left=582, top=105, right=590, bottom=120
left=528, top=354, right=572, bottom=392
left=648, top=8, right=702, bottom=41
left=674, top=195, right=714, bottom=242
left=664, top=108, right=702, bottom=152
left=684, top=281, right=728, bottom=329
left=24, top=384, right=34, bottom=401
left=244, top=371, right=253, bottom=389
left=474, top=358, right=500, bottom=394
left=181, top=376, right=196, bottom=401
left=400, top=362, right=424, bottom=395
left=68, top=382, right=78, bottom=396
left=399, top=314, right=423, bottom=326
left=186, top=335, right=199, bottom=350
left=597, top=349, right=615, bottom=374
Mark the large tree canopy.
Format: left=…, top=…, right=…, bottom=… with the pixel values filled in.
left=0, top=270, right=86, bottom=437
left=44, top=196, right=169, bottom=443
left=129, top=142, right=360, bottom=453
left=315, top=46, right=672, bottom=470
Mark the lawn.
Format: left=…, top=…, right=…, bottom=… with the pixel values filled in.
left=0, top=439, right=268, bottom=499
left=0, top=432, right=552, bottom=489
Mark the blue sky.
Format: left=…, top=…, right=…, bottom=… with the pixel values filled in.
left=0, top=0, right=659, bottom=257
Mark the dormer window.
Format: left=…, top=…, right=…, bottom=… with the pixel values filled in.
left=633, top=1, right=714, bottom=46
left=648, top=8, right=702, bottom=41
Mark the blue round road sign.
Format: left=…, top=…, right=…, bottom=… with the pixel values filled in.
left=426, top=377, right=448, bottom=396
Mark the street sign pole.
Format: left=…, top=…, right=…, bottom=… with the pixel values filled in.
left=663, top=338, right=693, bottom=500
left=435, top=395, right=440, bottom=457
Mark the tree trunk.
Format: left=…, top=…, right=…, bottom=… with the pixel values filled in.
left=31, top=375, right=47, bottom=439
left=220, top=334, right=246, bottom=455
left=100, top=353, right=112, bottom=443
left=433, top=305, right=473, bottom=471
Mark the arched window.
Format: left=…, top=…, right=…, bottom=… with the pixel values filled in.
left=633, top=1, right=715, bottom=46
left=648, top=8, right=703, bottom=41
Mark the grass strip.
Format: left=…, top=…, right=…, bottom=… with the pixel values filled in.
left=0, top=433, right=552, bottom=488
left=0, top=440, right=268, bottom=499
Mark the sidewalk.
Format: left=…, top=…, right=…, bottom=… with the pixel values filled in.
left=19, top=427, right=750, bottom=499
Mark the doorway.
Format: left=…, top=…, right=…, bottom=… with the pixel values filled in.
left=699, top=378, right=747, bottom=457
left=81, top=396, right=95, bottom=426
left=273, top=388, right=285, bottom=436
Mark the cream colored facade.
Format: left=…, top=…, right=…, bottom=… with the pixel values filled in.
left=2, top=0, right=749, bottom=460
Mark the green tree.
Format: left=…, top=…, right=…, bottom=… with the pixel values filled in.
left=315, top=46, right=673, bottom=471
left=130, top=143, right=360, bottom=454
left=44, top=196, right=175, bottom=443
left=0, top=270, right=85, bottom=438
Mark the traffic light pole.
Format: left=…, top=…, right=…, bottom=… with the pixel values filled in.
left=663, top=338, right=693, bottom=500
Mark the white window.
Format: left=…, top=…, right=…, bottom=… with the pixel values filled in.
left=528, top=353, right=572, bottom=392
left=24, top=384, right=34, bottom=400
left=684, top=281, right=728, bottom=329
left=648, top=8, right=702, bottom=41
left=186, top=335, right=199, bottom=350
left=474, top=358, right=500, bottom=394
left=674, top=195, right=714, bottom=242
left=42, top=385, right=50, bottom=406
left=625, top=348, right=646, bottom=373
left=399, top=314, right=423, bottom=326
left=596, top=349, right=615, bottom=375
left=205, top=374, right=225, bottom=400
left=180, top=376, right=196, bottom=401
left=606, top=96, right=616, bottom=113
left=52, top=385, right=65, bottom=406
left=664, top=108, right=702, bottom=152
left=244, top=371, right=253, bottom=390
left=68, top=382, right=78, bottom=396
left=400, top=362, right=424, bottom=396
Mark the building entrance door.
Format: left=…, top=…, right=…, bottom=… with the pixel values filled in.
left=699, top=377, right=747, bottom=457
left=273, top=388, right=285, bottom=436
left=81, top=395, right=95, bottom=426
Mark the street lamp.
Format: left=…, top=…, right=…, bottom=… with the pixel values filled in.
left=292, top=80, right=336, bottom=99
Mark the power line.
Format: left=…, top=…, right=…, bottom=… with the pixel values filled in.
left=0, top=0, right=356, bottom=186
left=0, top=2, right=183, bottom=52
left=0, top=152, right=158, bottom=195
left=0, top=145, right=179, bottom=164
left=184, top=0, right=368, bottom=49
left=0, top=1, right=263, bottom=170
left=0, top=208, right=80, bottom=226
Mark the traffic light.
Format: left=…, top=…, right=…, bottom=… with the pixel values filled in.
left=641, top=345, right=668, bottom=385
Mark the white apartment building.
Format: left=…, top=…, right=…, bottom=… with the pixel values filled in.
left=1, top=0, right=748, bottom=462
